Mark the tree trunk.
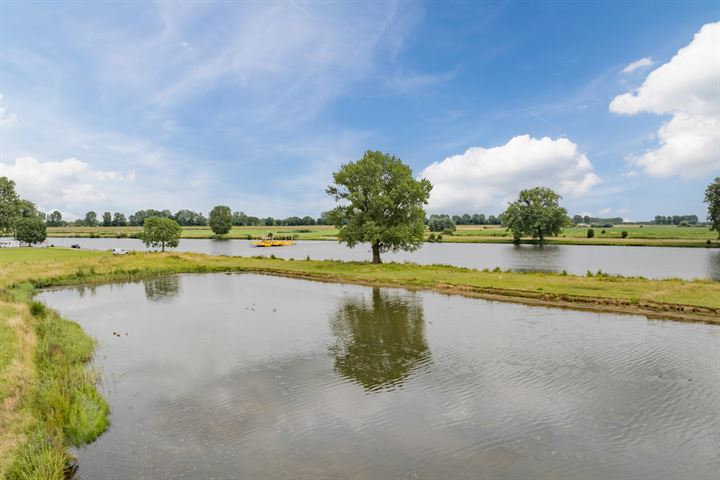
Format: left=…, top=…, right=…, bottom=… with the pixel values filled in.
left=161, top=243, right=166, bottom=252
left=371, top=242, right=382, bottom=264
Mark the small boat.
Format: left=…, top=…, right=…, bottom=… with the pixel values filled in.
left=252, top=234, right=295, bottom=247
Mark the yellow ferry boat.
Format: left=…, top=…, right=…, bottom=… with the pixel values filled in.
left=252, top=234, right=295, bottom=247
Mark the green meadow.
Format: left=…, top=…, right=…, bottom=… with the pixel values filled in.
left=46, top=224, right=719, bottom=247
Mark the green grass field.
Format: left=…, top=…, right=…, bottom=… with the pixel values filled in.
left=46, top=224, right=718, bottom=247
left=1, top=247, right=718, bottom=477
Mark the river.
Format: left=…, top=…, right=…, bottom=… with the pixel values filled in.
left=44, top=237, right=720, bottom=280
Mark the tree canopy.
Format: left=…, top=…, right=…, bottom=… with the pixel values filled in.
left=326, top=150, right=432, bottom=263
left=208, top=205, right=233, bottom=235
left=140, top=217, right=181, bottom=252
left=0, top=176, right=21, bottom=234
left=502, top=187, right=569, bottom=244
left=15, top=216, right=47, bottom=246
left=705, top=177, right=720, bottom=237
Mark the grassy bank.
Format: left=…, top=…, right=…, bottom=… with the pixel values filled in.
left=2, top=248, right=719, bottom=320
left=46, top=224, right=720, bottom=248
left=0, top=277, right=108, bottom=479
left=1, top=248, right=718, bottom=476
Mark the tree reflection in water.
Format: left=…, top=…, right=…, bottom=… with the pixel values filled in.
left=143, top=275, right=182, bottom=302
left=330, top=287, right=431, bottom=392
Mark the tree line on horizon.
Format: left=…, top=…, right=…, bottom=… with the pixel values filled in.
left=43, top=208, right=706, bottom=230
left=2, top=165, right=719, bottom=260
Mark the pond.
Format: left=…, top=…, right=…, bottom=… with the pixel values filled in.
left=46, top=237, right=720, bottom=280
left=38, top=274, right=720, bottom=480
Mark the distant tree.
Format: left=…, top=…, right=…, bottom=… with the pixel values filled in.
left=263, top=217, right=276, bottom=226
left=112, top=212, right=127, bottom=227
left=488, top=214, right=500, bottom=225
left=140, top=217, right=181, bottom=252
left=502, top=187, right=569, bottom=244
left=84, top=211, right=98, bottom=227
left=472, top=213, right=485, bottom=225
left=427, top=214, right=455, bottom=232
left=102, top=211, right=112, bottom=227
left=174, top=209, right=207, bottom=226
left=209, top=205, right=233, bottom=235
left=705, top=177, right=720, bottom=237
left=316, top=211, right=333, bottom=226
left=232, top=211, right=248, bottom=226
left=0, top=177, right=21, bottom=234
left=573, top=214, right=583, bottom=225
left=47, top=210, right=64, bottom=227
left=327, top=150, right=432, bottom=264
left=15, top=216, right=47, bottom=246
left=128, top=209, right=172, bottom=226
left=301, top=216, right=316, bottom=226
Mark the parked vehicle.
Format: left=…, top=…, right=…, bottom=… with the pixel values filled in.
left=0, top=240, right=20, bottom=248
left=71, top=244, right=81, bottom=249
left=112, top=248, right=128, bottom=255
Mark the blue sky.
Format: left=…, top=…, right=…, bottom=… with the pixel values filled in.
left=1, top=1, right=718, bottom=220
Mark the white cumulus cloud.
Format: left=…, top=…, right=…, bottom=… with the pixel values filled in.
left=621, top=57, right=654, bottom=73
left=610, top=22, right=720, bottom=179
left=420, top=135, right=601, bottom=213
left=0, top=157, right=135, bottom=210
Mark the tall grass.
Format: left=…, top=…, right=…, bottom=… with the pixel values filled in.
left=3, top=285, right=109, bottom=479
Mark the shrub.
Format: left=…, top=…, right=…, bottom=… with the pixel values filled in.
left=587, top=228, right=594, bottom=238
left=621, top=230, right=628, bottom=238
left=601, top=229, right=606, bottom=234
left=29, top=301, right=47, bottom=317
left=428, top=214, right=456, bottom=233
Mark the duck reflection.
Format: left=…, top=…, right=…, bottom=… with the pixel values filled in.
left=330, top=288, right=431, bottom=392
left=143, top=276, right=181, bottom=302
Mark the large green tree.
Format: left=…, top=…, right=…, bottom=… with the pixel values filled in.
left=0, top=176, right=21, bottom=234
left=15, top=217, right=47, bottom=246
left=705, top=176, right=720, bottom=237
left=327, top=150, right=432, bottom=263
left=502, top=187, right=569, bottom=245
left=140, top=217, right=181, bottom=252
left=102, top=211, right=112, bottom=227
left=17, top=199, right=38, bottom=218
left=208, top=205, right=233, bottom=236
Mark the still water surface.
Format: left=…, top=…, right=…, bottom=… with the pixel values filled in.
left=46, top=237, right=720, bottom=280
left=38, top=274, right=720, bottom=479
